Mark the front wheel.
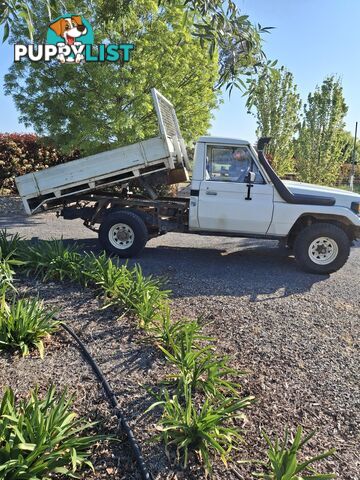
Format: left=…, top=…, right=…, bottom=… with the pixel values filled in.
left=294, top=223, right=350, bottom=274
left=98, top=210, right=148, bottom=257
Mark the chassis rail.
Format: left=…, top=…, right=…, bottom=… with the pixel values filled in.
left=59, top=194, right=190, bottom=236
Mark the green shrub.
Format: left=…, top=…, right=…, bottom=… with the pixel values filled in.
left=0, top=385, right=104, bottom=479
left=0, top=297, right=59, bottom=358
left=82, top=252, right=134, bottom=302
left=0, top=257, right=16, bottom=296
left=20, top=239, right=83, bottom=282
left=337, top=163, right=360, bottom=186
left=128, top=266, right=170, bottom=329
left=147, top=384, right=254, bottom=476
left=151, top=306, right=207, bottom=354
left=82, top=253, right=170, bottom=326
left=0, top=230, right=23, bottom=260
left=254, top=427, right=336, bottom=479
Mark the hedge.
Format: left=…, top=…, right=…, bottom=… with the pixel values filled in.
left=0, top=134, right=80, bottom=194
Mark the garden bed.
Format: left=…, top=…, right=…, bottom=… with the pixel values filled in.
left=0, top=276, right=170, bottom=479
left=0, top=213, right=358, bottom=479
left=1, top=271, right=357, bottom=479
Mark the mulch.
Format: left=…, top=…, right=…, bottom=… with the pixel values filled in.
left=0, top=196, right=358, bottom=479
left=1, top=274, right=358, bottom=479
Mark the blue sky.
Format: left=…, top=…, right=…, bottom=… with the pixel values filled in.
left=0, top=0, right=359, bottom=142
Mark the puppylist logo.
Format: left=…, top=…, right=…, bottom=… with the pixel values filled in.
left=14, top=14, right=134, bottom=64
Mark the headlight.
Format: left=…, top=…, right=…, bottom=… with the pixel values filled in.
left=351, top=202, right=360, bottom=214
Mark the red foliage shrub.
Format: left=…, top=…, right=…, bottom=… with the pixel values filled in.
left=0, top=133, right=81, bottom=194
left=337, top=163, right=360, bottom=184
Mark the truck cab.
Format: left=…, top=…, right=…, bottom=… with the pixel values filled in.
left=185, top=136, right=360, bottom=274
left=189, top=137, right=274, bottom=235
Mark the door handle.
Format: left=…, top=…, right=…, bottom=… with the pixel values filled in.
left=206, top=190, right=218, bottom=195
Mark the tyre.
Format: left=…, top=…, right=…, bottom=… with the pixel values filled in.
left=98, top=210, right=148, bottom=257
left=294, top=223, right=350, bottom=274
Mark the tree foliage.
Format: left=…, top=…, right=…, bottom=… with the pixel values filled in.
left=1, top=0, right=273, bottom=92
left=247, top=66, right=301, bottom=176
left=294, top=76, right=348, bottom=185
left=4, top=0, right=221, bottom=153
left=338, top=129, right=360, bottom=164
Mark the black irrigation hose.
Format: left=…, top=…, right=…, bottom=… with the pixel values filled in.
left=59, top=321, right=154, bottom=480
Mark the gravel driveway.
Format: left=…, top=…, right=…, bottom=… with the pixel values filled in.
left=1, top=200, right=360, bottom=479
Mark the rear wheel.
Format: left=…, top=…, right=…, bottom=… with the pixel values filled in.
left=99, top=210, right=148, bottom=257
left=294, top=223, right=350, bottom=274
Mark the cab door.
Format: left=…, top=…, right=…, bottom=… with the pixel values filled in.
left=197, top=144, right=274, bottom=234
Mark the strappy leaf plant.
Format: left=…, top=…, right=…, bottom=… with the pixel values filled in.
left=152, top=307, right=210, bottom=354
left=147, top=384, right=254, bottom=477
left=128, top=266, right=170, bottom=328
left=82, top=254, right=170, bottom=325
left=157, top=315, right=245, bottom=398
left=0, top=252, right=22, bottom=312
left=20, top=239, right=83, bottom=282
left=82, top=252, right=133, bottom=300
left=254, top=427, right=336, bottom=479
left=0, top=385, right=105, bottom=479
left=0, top=255, right=16, bottom=297
left=0, top=230, right=23, bottom=260
left=0, top=297, right=59, bottom=358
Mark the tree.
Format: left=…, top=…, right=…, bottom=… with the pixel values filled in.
left=246, top=66, right=301, bottom=176
left=4, top=0, right=220, bottom=154
left=338, top=130, right=360, bottom=164
left=0, top=0, right=274, bottom=92
left=294, top=76, right=348, bottom=185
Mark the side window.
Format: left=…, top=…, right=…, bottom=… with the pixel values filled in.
left=206, top=145, right=264, bottom=184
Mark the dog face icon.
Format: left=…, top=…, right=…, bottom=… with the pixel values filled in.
left=46, top=14, right=94, bottom=63
left=49, top=16, right=87, bottom=45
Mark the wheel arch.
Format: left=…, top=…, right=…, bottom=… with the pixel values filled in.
left=287, top=213, right=357, bottom=247
left=103, top=206, right=155, bottom=230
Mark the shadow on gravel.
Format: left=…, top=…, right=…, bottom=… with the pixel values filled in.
left=67, top=238, right=329, bottom=302
left=18, top=238, right=329, bottom=302
left=17, top=237, right=101, bottom=252
left=142, top=244, right=329, bottom=301
left=0, top=215, right=45, bottom=228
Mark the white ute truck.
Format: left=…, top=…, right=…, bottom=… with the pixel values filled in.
left=16, top=89, right=360, bottom=274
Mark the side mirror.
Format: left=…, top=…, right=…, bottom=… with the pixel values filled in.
left=248, top=171, right=256, bottom=183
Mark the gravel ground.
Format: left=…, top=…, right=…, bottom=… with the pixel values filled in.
left=1, top=197, right=360, bottom=479
left=0, top=195, right=25, bottom=216
left=0, top=278, right=171, bottom=480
